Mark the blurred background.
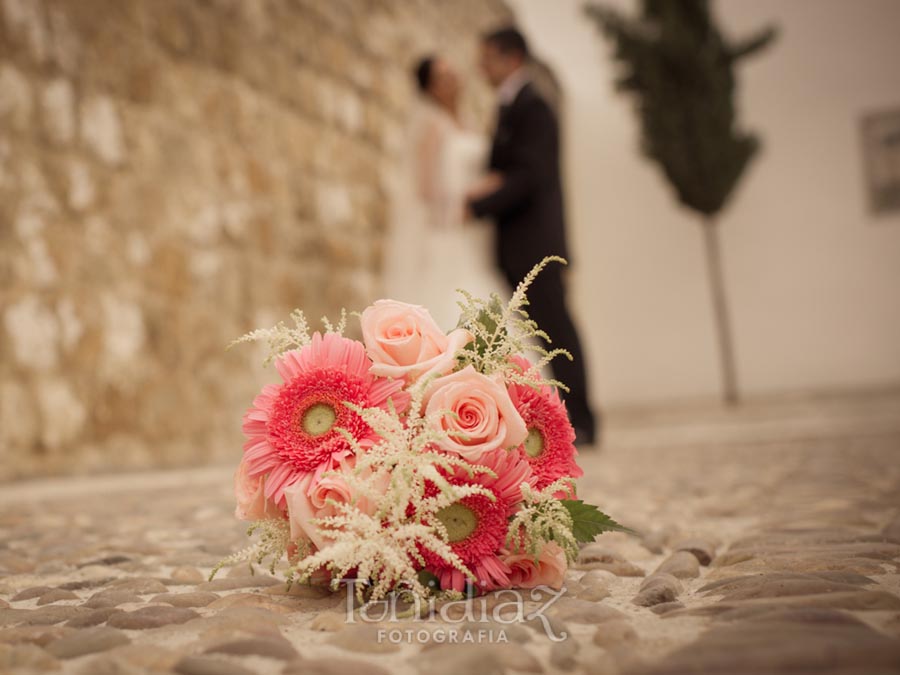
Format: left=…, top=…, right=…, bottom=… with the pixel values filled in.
left=1, top=0, right=898, bottom=481
left=514, top=0, right=900, bottom=404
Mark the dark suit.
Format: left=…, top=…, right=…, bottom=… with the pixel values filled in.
left=470, top=82, right=597, bottom=441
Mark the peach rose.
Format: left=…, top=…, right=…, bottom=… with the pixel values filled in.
left=284, top=459, right=386, bottom=550
left=360, top=300, right=473, bottom=382
left=425, top=365, right=528, bottom=462
left=234, top=460, right=284, bottom=521
left=503, top=542, right=567, bottom=589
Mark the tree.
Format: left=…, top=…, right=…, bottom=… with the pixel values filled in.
left=585, top=0, right=776, bottom=404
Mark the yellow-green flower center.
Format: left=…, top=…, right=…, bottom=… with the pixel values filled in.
left=436, top=503, right=478, bottom=543
left=301, top=403, right=337, bottom=436
left=524, top=427, right=544, bottom=458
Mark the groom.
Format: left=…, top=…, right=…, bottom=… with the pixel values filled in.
left=467, top=27, right=598, bottom=447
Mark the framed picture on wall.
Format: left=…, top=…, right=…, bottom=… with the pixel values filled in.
left=861, top=109, right=900, bottom=215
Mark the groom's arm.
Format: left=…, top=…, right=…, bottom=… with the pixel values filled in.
left=468, top=99, right=554, bottom=219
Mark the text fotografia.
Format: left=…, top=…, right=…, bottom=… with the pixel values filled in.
left=379, top=628, right=511, bottom=645
left=342, top=580, right=569, bottom=642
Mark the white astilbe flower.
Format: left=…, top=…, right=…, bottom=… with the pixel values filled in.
left=319, top=308, right=348, bottom=335
left=455, top=256, right=573, bottom=390
left=287, top=383, right=499, bottom=602
left=291, top=507, right=468, bottom=602
left=229, top=309, right=347, bottom=366
left=208, top=518, right=295, bottom=581
left=506, top=478, right=580, bottom=562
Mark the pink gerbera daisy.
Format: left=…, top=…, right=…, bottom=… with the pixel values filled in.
left=507, top=358, right=583, bottom=491
left=241, top=332, right=408, bottom=506
left=423, top=449, right=536, bottom=593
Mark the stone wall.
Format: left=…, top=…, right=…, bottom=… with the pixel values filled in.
left=0, top=0, right=511, bottom=480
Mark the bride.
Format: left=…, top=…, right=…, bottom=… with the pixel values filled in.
left=383, top=55, right=507, bottom=330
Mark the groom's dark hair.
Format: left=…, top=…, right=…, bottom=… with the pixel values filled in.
left=482, top=26, right=529, bottom=60
left=414, top=55, right=435, bottom=92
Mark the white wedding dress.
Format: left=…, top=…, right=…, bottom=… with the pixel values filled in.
left=384, top=102, right=506, bottom=330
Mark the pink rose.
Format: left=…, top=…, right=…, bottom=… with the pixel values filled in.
left=360, top=300, right=473, bottom=382
left=425, top=365, right=528, bottom=462
left=234, top=460, right=284, bottom=521
left=503, top=542, right=567, bottom=589
left=284, top=459, right=386, bottom=550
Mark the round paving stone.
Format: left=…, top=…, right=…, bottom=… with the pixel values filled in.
left=654, top=551, right=700, bottom=579
left=45, top=626, right=130, bottom=659
left=107, top=606, right=199, bottom=630
left=173, top=655, right=257, bottom=675
left=37, top=589, right=79, bottom=605
left=205, top=635, right=299, bottom=660
left=148, top=592, right=219, bottom=608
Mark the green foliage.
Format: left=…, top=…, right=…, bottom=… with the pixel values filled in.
left=585, top=0, right=776, bottom=215
left=456, top=256, right=572, bottom=391
left=561, top=500, right=636, bottom=541
left=507, top=480, right=582, bottom=562
left=459, top=295, right=505, bottom=360
left=507, top=483, right=635, bottom=564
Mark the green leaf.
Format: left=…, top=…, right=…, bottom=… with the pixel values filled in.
left=459, top=296, right=506, bottom=359
left=561, top=500, right=637, bottom=542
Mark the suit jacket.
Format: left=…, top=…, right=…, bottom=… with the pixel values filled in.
left=470, top=82, right=569, bottom=279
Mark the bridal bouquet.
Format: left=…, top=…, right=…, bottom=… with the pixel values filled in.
left=216, top=258, right=627, bottom=601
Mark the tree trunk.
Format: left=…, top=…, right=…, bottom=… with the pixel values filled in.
left=701, top=218, right=739, bottom=405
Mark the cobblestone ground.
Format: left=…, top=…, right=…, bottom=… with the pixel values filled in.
left=2, top=391, right=900, bottom=675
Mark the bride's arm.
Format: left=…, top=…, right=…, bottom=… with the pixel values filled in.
left=467, top=172, right=504, bottom=201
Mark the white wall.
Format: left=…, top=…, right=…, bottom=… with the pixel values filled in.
left=508, top=0, right=900, bottom=406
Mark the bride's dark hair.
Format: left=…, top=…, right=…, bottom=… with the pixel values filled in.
left=414, top=56, right=435, bottom=93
